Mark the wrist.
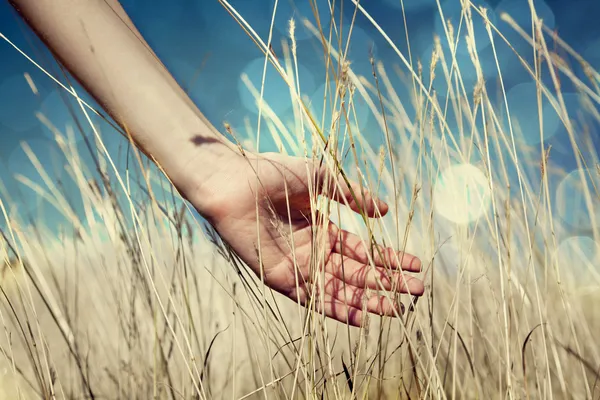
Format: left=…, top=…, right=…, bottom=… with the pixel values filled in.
left=171, top=136, right=244, bottom=218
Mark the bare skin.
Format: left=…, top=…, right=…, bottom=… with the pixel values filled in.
left=9, top=0, right=424, bottom=326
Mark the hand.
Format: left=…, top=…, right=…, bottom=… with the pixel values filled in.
left=194, top=151, right=424, bottom=327
left=6, top=0, right=422, bottom=327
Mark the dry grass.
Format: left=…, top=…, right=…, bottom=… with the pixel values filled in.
left=0, top=0, right=599, bottom=398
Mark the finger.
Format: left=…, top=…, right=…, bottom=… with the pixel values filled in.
left=317, top=163, right=388, bottom=218
left=329, top=225, right=422, bottom=272
left=327, top=253, right=425, bottom=294
left=289, top=285, right=365, bottom=327
left=319, top=296, right=365, bottom=327
left=322, top=273, right=404, bottom=316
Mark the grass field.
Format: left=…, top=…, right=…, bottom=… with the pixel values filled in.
left=0, top=0, right=599, bottom=398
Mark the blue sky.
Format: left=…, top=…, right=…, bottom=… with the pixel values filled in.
left=0, top=0, right=599, bottom=233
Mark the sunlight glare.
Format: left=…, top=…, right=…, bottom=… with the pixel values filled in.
left=434, top=163, right=491, bottom=224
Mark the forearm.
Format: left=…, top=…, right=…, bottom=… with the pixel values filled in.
left=9, top=0, right=236, bottom=210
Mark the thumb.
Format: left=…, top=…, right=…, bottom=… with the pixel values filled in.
left=318, top=162, right=389, bottom=218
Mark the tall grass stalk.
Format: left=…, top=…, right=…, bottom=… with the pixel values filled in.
left=0, top=0, right=599, bottom=398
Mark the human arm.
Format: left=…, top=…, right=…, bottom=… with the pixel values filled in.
left=9, top=0, right=425, bottom=326
left=9, top=0, right=233, bottom=213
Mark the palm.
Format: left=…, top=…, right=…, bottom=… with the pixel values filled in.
left=201, top=152, right=424, bottom=326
